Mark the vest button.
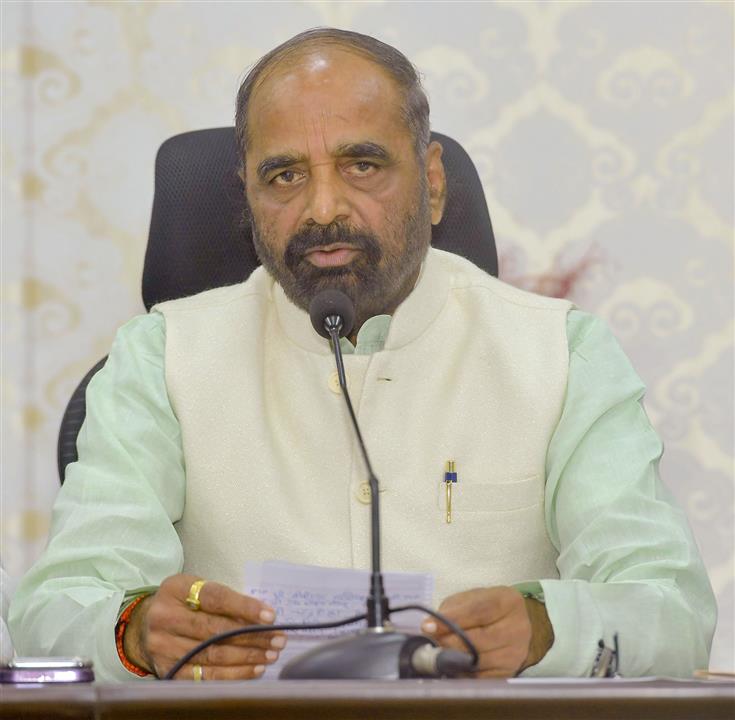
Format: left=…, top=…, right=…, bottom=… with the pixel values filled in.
left=328, top=370, right=349, bottom=394
left=356, top=482, right=372, bottom=504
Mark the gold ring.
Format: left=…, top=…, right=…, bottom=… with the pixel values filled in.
left=193, top=664, right=203, bottom=682
left=185, top=579, right=207, bottom=611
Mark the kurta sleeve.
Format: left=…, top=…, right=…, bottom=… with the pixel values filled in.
left=519, top=310, right=716, bottom=677
left=8, top=311, right=185, bottom=681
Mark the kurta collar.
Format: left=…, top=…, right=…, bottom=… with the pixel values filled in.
left=272, top=248, right=450, bottom=355
left=340, top=315, right=391, bottom=356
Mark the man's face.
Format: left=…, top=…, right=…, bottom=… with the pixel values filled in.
left=244, top=48, right=445, bottom=329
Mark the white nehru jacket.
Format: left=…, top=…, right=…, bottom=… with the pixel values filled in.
left=157, top=249, right=572, bottom=604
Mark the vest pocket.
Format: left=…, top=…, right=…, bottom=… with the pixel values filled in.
left=436, top=474, right=543, bottom=513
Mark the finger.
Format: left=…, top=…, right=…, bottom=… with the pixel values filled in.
left=431, top=625, right=491, bottom=655
left=473, top=644, right=528, bottom=677
left=421, top=611, right=487, bottom=641
left=193, top=641, right=281, bottom=668
left=163, top=575, right=276, bottom=625
left=173, top=662, right=267, bottom=681
left=196, top=582, right=276, bottom=625
left=157, top=632, right=282, bottom=668
left=434, top=623, right=521, bottom=655
left=163, top=607, right=284, bottom=649
left=430, top=587, right=522, bottom=636
left=146, top=597, right=284, bottom=650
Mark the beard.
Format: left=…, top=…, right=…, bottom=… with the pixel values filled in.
left=250, top=185, right=432, bottom=330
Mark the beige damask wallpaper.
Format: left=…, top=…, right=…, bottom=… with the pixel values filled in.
left=1, top=0, right=733, bottom=669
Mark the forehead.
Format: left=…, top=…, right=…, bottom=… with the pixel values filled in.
left=246, top=48, right=411, bottom=160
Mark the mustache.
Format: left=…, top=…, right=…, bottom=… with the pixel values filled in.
left=284, top=224, right=382, bottom=274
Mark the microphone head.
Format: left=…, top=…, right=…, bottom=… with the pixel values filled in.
left=309, top=290, right=355, bottom=339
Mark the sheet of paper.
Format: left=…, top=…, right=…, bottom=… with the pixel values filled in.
left=244, top=560, right=434, bottom=680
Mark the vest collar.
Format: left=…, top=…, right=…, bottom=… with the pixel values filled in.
left=272, top=248, right=450, bottom=355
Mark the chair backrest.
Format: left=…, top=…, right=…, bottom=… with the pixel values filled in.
left=57, top=128, right=498, bottom=481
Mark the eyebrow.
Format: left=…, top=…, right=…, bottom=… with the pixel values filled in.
left=255, top=142, right=394, bottom=182
left=256, top=153, right=304, bottom=182
left=334, top=142, right=392, bottom=162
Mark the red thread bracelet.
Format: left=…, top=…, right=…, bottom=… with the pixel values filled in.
left=115, top=595, right=151, bottom=677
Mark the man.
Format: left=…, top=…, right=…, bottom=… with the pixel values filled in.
left=10, top=28, right=715, bottom=682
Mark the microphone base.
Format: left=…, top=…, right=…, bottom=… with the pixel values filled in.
left=278, top=630, right=434, bottom=680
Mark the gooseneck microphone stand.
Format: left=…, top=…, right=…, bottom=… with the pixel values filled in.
left=322, top=300, right=389, bottom=631
left=279, top=290, right=474, bottom=679
left=279, top=289, right=407, bottom=678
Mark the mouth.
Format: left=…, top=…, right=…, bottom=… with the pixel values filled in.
left=304, top=244, right=361, bottom=269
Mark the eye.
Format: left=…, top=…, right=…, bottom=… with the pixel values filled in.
left=346, top=161, right=378, bottom=178
left=272, top=169, right=303, bottom=186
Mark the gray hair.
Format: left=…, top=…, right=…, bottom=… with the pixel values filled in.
left=234, top=28, right=430, bottom=176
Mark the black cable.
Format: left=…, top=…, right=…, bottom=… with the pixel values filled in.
left=162, top=612, right=367, bottom=679
left=162, top=603, right=480, bottom=680
left=390, top=604, right=479, bottom=667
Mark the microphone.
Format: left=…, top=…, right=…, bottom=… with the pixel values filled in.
left=308, top=288, right=355, bottom=340
left=280, top=290, right=473, bottom=679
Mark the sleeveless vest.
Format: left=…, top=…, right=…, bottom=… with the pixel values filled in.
left=156, top=249, right=571, bottom=603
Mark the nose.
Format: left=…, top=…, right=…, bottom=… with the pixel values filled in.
left=304, top=167, right=350, bottom=226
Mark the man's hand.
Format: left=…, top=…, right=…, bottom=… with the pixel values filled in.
left=123, top=574, right=286, bottom=680
left=421, top=587, right=553, bottom=678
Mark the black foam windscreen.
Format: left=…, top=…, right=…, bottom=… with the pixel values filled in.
left=309, top=289, right=355, bottom=339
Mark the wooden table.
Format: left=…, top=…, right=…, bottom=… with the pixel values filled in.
left=1, top=678, right=733, bottom=720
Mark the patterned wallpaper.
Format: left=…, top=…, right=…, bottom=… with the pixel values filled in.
left=1, top=1, right=733, bottom=669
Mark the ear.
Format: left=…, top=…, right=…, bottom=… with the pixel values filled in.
left=425, top=140, right=446, bottom=225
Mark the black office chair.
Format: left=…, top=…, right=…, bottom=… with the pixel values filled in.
left=57, top=128, right=498, bottom=482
